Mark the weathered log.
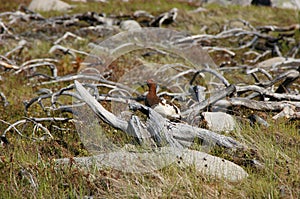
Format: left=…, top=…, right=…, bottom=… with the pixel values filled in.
left=0, top=21, right=19, bottom=39
left=247, top=67, right=272, bottom=81
left=248, top=114, right=269, bottom=127
left=15, top=61, right=58, bottom=78
left=236, top=85, right=300, bottom=101
left=272, top=105, right=296, bottom=120
left=245, top=50, right=271, bottom=64
left=256, top=57, right=300, bottom=69
left=49, top=45, right=90, bottom=58
left=74, top=81, right=244, bottom=150
left=55, top=147, right=248, bottom=182
left=275, top=69, right=299, bottom=94
left=256, top=24, right=300, bottom=32
left=2, top=117, right=57, bottom=140
left=258, top=69, right=299, bottom=89
left=182, top=84, right=235, bottom=117
left=53, top=32, right=85, bottom=45
left=229, top=97, right=300, bottom=111
left=190, top=68, right=230, bottom=87
left=0, top=60, right=19, bottom=70
left=5, top=39, right=27, bottom=57
left=75, top=80, right=128, bottom=131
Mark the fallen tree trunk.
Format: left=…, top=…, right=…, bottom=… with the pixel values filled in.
left=55, top=80, right=249, bottom=181
left=229, top=97, right=300, bottom=111
left=74, top=80, right=244, bottom=149
left=55, top=147, right=249, bottom=182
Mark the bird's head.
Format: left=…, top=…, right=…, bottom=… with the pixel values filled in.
left=146, top=79, right=156, bottom=86
left=146, top=79, right=158, bottom=93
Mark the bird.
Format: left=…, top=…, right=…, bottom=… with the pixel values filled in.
left=145, top=79, right=181, bottom=120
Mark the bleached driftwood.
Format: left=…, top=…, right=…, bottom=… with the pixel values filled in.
left=182, top=84, right=235, bottom=118
left=73, top=80, right=243, bottom=149
left=236, top=85, right=300, bottom=101
left=258, top=69, right=299, bottom=88
left=54, top=81, right=248, bottom=181
left=229, top=97, right=300, bottom=111
left=1, top=117, right=70, bottom=140
left=53, top=32, right=85, bottom=45
left=55, top=147, right=248, bottom=182
left=49, top=45, right=90, bottom=58
left=0, top=60, right=19, bottom=70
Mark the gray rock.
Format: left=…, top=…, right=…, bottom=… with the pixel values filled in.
left=202, top=112, right=236, bottom=132
left=29, top=0, right=73, bottom=11
left=120, top=20, right=142, bottom=31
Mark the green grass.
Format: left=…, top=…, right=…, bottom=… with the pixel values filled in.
left=0, top=0, right=300, bottom=198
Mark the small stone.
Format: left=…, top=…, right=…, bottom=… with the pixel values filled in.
left=29, top=0, right=73, bottom=12
left=202, top=112, right=236, bottom=132
left=120, top=20, right=142, bottom=31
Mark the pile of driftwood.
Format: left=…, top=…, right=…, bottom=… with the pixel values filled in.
left=0, top=6, right=299, bottom=181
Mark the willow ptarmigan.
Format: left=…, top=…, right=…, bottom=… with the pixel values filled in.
left=145, top=79, right=181, bottom=120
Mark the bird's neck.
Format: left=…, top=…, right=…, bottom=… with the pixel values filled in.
left=148, top=85, right=157, bottom=95
left=146, top=85, right=160, bottom=106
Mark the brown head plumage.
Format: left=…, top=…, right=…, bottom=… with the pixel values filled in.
left=145, top=79, right=160, bottom=107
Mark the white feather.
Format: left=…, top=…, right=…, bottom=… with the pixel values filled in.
left=153, top=98, right=181, bottom=120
